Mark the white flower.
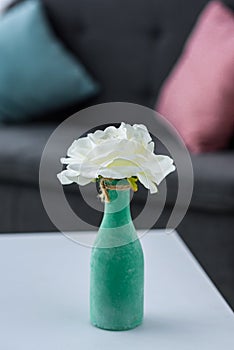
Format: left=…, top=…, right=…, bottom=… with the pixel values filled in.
left=57, top=122, right=175, bottom=193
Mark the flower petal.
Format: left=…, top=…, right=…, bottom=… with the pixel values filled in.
left=77, top=176, right=93, bottom=186
left=137, top=172, right=158, bottom=194
left=57, top=123, right=176, bottom=191
left=57, top=170, right=77, bottom=185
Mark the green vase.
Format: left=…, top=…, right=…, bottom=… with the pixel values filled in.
left=90, top=179, right=144, bottom=331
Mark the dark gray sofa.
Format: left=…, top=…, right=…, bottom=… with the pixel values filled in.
left=1, top=0, right=234, bottom=310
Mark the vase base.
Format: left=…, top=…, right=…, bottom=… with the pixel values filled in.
left=91, top=320, right=143, bottom=331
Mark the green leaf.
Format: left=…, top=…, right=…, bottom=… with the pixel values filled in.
left=127, top=177, right=138, bottom=192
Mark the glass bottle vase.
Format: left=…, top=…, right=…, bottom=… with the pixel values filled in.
left=90, top=179, right=144, bottom=331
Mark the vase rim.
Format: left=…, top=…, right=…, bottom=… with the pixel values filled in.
left=99, top=178, right=131, bottom=203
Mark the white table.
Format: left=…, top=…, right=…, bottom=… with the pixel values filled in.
left=0, top=230, right=233, bottom=349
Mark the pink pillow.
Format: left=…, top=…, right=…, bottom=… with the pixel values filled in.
left=156, top=1, right=234, bottom=153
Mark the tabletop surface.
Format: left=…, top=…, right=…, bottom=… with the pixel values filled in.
left=0, top=230, right=233, bottom=350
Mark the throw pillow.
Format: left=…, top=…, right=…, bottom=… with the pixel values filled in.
left=0, top=0, right=98, bottom=122
left=156, top=1, right=234, bottom=153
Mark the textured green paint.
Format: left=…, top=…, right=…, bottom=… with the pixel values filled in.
left=90, top=179, right=144, bottom=331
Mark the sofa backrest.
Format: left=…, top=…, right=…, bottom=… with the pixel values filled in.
left=39, top=0, right=234, bottom=109
left=6, top=0, right=234, bottom=110
left=40, top=0, right=203, bottom=108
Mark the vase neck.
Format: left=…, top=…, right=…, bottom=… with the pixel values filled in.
left=97, top=180, right=137, bottom=248
left=102, top=187, right=132, bottom=228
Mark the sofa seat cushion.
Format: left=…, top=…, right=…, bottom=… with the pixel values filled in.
left=0, top=124, right=234, bottom=214
left=0, top=124, right=56, bottom=184
left=190, top=152, right=234, bottom=212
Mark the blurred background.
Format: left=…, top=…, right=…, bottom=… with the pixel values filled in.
left=0, top=0, right=233, bottom=310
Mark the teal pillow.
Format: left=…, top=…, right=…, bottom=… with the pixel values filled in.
left=0, top=0, right=98, bottom=121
